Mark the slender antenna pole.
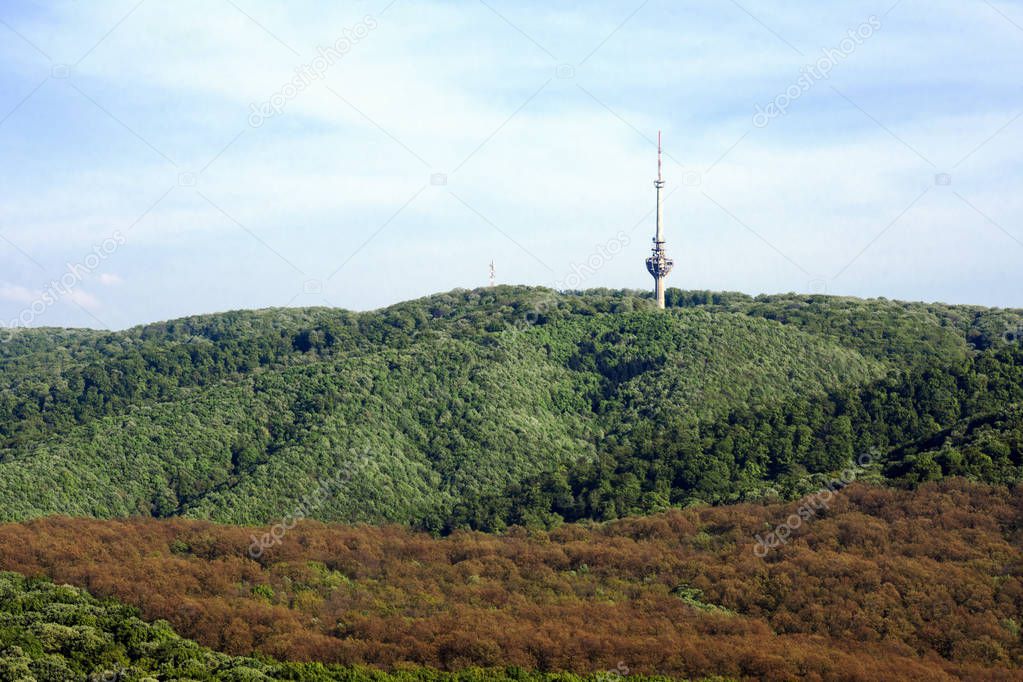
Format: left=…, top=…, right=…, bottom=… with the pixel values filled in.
left=657, top=130, right=662, bottom=182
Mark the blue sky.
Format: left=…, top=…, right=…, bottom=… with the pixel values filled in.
left=1, top=0, right=1022, bottom=330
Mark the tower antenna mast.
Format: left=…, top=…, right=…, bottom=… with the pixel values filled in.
left=658, top=130, right=662, bottom=183
left=645, top=130, right=674, bottom=309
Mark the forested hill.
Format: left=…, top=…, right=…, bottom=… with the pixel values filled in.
left=0, top=286, right=1021, bottom=530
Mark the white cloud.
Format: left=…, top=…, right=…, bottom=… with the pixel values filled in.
left=0, top=0, right=1021, bottom=328
left=97, top=273, right=123, bottom=286
left=0, top=284, right=37, bottom=305
left=67, top=289, right=101, bottom=310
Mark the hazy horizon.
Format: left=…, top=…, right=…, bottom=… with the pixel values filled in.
left=6, top=282, right=1021, bottom=335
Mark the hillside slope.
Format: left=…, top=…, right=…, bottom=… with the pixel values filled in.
left=0, top=481, right=1019, bottom=680
left=0, top=287, right=1021, bottom=528
left=0, top=571, right=684, bottom=681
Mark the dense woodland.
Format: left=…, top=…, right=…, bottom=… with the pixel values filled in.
left=0, top=287, right=1021, bottom=530
left=1, top=288, right=1023, bottom=680
left=0, top=571, right=683, bottom=682
left=0, top=481, right=1020, bottom=680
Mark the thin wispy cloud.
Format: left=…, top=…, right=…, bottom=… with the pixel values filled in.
left=96, top=273, right=123, bottom=286
left=67, top=289, right=101, bottom=310
left=0, top=284, right=36, bottom=305
left=0, top=0, right=1021, bottom=329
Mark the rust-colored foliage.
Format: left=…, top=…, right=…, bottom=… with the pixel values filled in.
left=1, top=480, right=1021, bottom=681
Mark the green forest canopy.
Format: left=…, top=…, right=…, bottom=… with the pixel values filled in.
left=0, top=286, right=1020, bottom=531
